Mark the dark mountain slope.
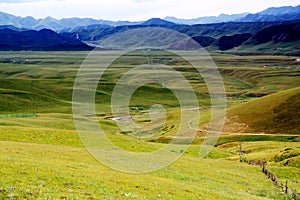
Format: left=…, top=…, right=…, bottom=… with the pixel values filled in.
left=0, top=28, right=92, bottom=51
left=247, top=21, right=300, bottom=45
left=0, top=25, right=26, bottom=31
left=62, top=21, right=282, bottom=43
left=190, top=22, right=279, bottom=37
left=215, top=33, right=252, bottom=50
left=191, top=36, right=216, bottom=47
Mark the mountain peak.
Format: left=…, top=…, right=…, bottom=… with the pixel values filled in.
left=142, top=18, right=175, bottom=26
left=43, top=16, right=57, bottom=21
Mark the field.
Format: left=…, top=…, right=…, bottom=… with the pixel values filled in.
left=0, top=51, right=299, bottom=199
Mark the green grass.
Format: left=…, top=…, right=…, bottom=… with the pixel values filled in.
left=225, top=87, right=300, bottom=134
left=216, top=135, right=299, bottom=146
left=238, top=40, right=300, bottom=55
left=219, top=141, right=300, bottom=191
left=0, top=51, right=299, bottom=199
left=0, top=141, right=293, bottom=200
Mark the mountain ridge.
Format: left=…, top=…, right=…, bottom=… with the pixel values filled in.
left=1, top=20, right=299, bottom=53
left=0, top=4, right=300, bottom=53
left=165, top=5, right=300, bottom=24
left=0, top=4, right=299, bottom=31
left=164, top=13, right=249, bottom=25
left=0, top=11, right=140, bottom=31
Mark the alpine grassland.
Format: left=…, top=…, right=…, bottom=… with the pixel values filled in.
left=0, top=51, right=299, bottom=199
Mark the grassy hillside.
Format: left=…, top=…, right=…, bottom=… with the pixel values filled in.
left=1, top=140, right=298, bottom=199
left=0, top=51, right=299, bottom=199
left=219, top=141, right=300, bottom=188
left=225, top=87, right=300, bottom=134
left=237, top=40, right=300, bottom=55
left=0, top=112, right=299, bottom=199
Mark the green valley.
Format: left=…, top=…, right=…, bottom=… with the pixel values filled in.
left=0, top=51, right=299, bottom=199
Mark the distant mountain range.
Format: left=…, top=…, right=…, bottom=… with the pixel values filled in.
left=60, top=21, right=285, bottom=44
left=73, top=20, right=300, bottom=53
left=0, top=4, right=299, bottom=53
left=165, top=13, right=249, bottom=25
left=0, top=11, right=139, bottom=32
left=238, top=5, right=300, bottom=22
left=165, top=5, right=300, bottom=24
left=0, top=20, right=299, bottom=53
left=0, top=4, right=299, bottom=31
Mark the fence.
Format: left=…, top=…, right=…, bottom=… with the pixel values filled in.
left=239, top=143, right=298, bottom=200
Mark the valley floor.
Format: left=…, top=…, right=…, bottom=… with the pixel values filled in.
left=0, top=51, right=299, bottom=199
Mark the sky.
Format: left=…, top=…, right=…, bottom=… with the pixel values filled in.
left=0, top=0, right=299, bottom=21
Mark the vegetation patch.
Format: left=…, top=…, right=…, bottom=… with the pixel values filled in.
left=0, top=113, right=37, bottom=119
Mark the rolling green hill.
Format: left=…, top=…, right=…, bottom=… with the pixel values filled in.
left=225, top=87, right=300, bottom=134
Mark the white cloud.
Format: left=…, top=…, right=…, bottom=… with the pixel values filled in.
left=131, top=0, right=154, bottom=3
left=0, top=0, right=299, bottom=20
left=0, top=0, right=60, bottom=3
left=0, top=0, right=34, bottom=2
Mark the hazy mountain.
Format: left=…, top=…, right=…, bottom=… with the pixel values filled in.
left=239, top=12, right=300, bottom=22
left=165, top=13, right=249, bottom=25
left=0, top=25, right=26, bottom=31
left=0, top=28, right=92, bottom=51
left=238, top=5, right=300, bottom=22
left=258, top=5, right=300, bottom=15
left=0, top=11, right=140, bottom=31
left=142, top=18, right=176, bottom=26
left=165, top=5, right=300, bottom=25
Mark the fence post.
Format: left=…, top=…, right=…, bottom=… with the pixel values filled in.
left=239, top=143, right=244, bottom=162
left=262, top=162, right=265, bottom=173
left=285, top=180, right=288, bottom=194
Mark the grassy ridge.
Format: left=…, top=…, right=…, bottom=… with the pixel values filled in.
left=225, top=87, right=300, bottom=134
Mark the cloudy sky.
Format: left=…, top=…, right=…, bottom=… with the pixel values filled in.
left=0, top=0, right=299, bottom=21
